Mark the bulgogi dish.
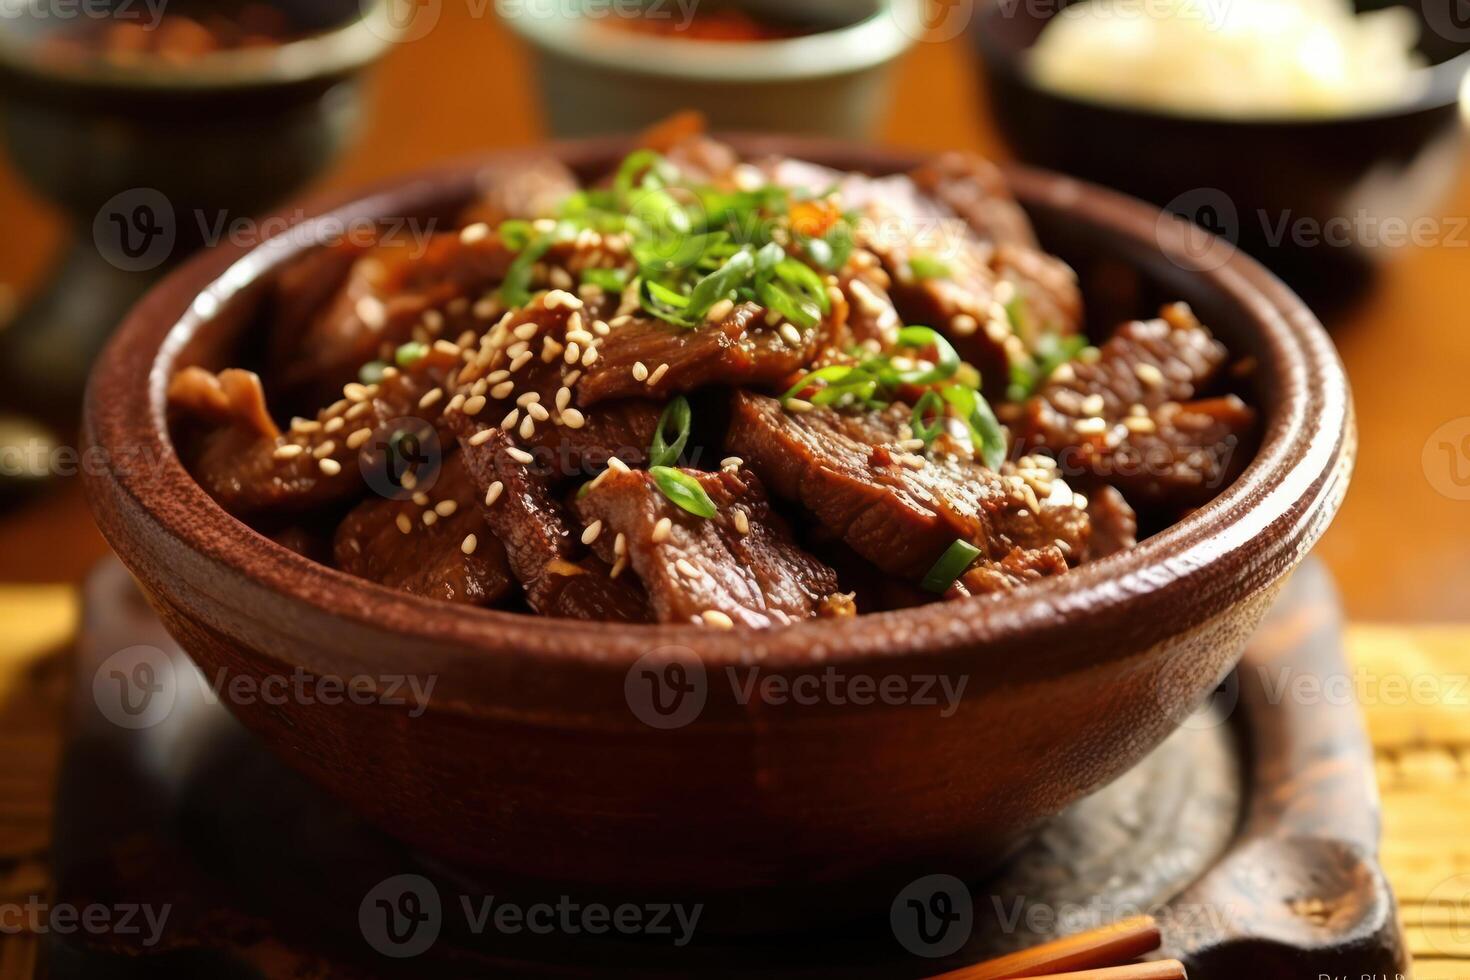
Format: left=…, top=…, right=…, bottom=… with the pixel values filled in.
left=169, top=124, right=1257, bottom=629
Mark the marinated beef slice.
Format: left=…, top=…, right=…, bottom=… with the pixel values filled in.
left=334, top=451, right=514, bottom=605
left=573, top=466, right=844, bottom=627
left=726, top=392, right=1088, bottom=592
left=1020, top=304, right=1257, bottom=507
left=459, top=428, right=649, bottom=622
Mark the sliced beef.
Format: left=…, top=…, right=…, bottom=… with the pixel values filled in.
left=576, top=301, right=845, bottom=406
left=1020, top=304, right=1257, bottom=507
left=334, top=451, right=515, bottom=605
left=725, top=392, right=1088, bottom=587
left=572, top=466, right=843, bottom=627
left=458, top=429, right=649, bottom=622
left=168, top=343, right=462, bottom=516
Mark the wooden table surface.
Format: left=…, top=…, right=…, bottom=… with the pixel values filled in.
left=0, top=14, right=1467, bottom=619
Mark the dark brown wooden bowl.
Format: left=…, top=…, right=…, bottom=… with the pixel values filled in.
left=80, top=136, right=1354, bottom=931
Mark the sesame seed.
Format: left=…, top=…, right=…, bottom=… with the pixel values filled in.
left=395, top=513, right=412, bottom=534
left=507, top=447, right=534, bottom=464
left=733, top=510, right=749, bottom=535
left=346, top=428, right=373, bottom=450
left=582, top=520, right=603, bottom=545
left=560, top=408, right=586, bottom=429
left=469, top=428, right=495, bottom=446
left=491, top=381, right=515, bottom=399
left=485, top=481, right=504, bottom=505
left=273, top=444, right=304, bottom=460
left=418, top=388, right=443, bottom=409
left=647, top=363, right=669, bottom=386
left=460, top=222, right=490, bottom=244
left=779, top=323, right=803, bottom=347
left=318, top=458, right=342, bottom=476
left=701, top=610, right=735, bottom=630
left=632, top=361, right=649, bottom=382
left=461, top=533, right=478, bottom=555
left=518, top=414, right=537, bottom=440
left=651, top=517, right=672, bottom=543
left=676, top=558, right=701, bottom=579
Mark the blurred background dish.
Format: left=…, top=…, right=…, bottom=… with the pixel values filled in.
left=971, top=0, right=1470, bottom=310
left=0, top=0, right=400, bottom=424
left=499, top=0, right=915, bottom=139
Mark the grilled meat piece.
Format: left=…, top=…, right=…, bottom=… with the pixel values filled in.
left=334, top=451, right=515, bottom=605
left=725, top=391, right=1089, bottom=586
left=573, top=466, right=844, bottom=627
left=1020, top=304, right=1257, bottom=507
left=459, top=429, right=650, bottom=622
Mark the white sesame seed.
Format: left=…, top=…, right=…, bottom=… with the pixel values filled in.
left=318, top=458, right=342, bottom=476
left=651, top=517, right=672, bottom=543
left=419, top=388, right=443, bottom=409
left=273, top=444, right=305, bottom=460
left=560, top=408, right=586, bottom=429
left=701, top=610, right=735, bottom=630
left=632, top=361, right=649, bottom=382
left=461, top=533, right=478, bottom=555
left=581, top=520, right=603, bottom=545
left=396, top=513, right=412, bottom=534
left=460, top=222, right=490, bottom=244
left=676, top=558, right=701, bottom=579
left=485, top=481, right=504, bottom=505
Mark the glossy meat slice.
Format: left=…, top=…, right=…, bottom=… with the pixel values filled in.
left=167, top=343, right=461, bottom=515
left=1020, top=304, right=1257, bottom=506
left=575, top=297, right=847, bottom=407
left=572, top=466, right=845, bottom=627
left=458, top=429, right=649, bottom=622
left=334, top=451, right=514, bottom=605
left=725, top=392, right=1089, bottom=586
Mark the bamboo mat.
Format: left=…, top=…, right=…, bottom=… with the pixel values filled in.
left=0, top=586, right=1466, bottom=978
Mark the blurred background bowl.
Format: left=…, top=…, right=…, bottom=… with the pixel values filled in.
left=500, top=0, right=916, bottom=139
left=971, top=0, right=1470, bottom=311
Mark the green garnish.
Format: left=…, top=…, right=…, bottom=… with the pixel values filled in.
left=649, top=396, right=692, bottom=468
left=908, top=252, right=952, bottom=281
left=581, top=268, right=630, bottom=292
left=921, top=540, right=982, bottom=594
left=650, top=465, right=717, bottom=519
left=394, top=342, right=429, bottom=369
left=359, top=360, right=388, bottom=384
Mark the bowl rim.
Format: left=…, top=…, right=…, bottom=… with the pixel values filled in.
left=972, top=0, right=1470, bottom=126
left=499, top=0, right=915, bottom=82
left=83, top=134, right=1353, bottom=675
left=0, top=0, right=400, bottom=91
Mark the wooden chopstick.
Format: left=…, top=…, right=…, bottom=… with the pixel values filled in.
left=1011, top=961, right=1187, bottom=980
left=928, top=915, right=1163, bottom=980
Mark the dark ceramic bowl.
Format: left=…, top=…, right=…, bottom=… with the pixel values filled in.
left=82, top=136, right=1353, bottom=929
left=971, top=0, right=1470, bottom=310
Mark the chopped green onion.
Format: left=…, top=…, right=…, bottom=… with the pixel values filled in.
left=581, top=268, right=630, bottom=292
left=908, top=252, right=952, bottom=281
left=650, top=466, right=716, bottom=519
left=394, top=342, right=429, bottom=369
left=649, top=396, right=692, bottom=468
left=910, top=390, right=945, bottom=447
left=358, top=360, right=388, bottom=384
left=922, top=540, right=982, bottom=593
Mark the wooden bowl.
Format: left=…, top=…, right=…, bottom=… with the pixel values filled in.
left=971, top=0, right=1470, bottom=312
left=81, top=136, right=1353, bottom=930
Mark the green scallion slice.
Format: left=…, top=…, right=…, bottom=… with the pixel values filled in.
left=650, top=465, right=717, bottom=519
left=650, top=396, right=692, bottom=468
left=921, top=540, right=982, bottom=593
